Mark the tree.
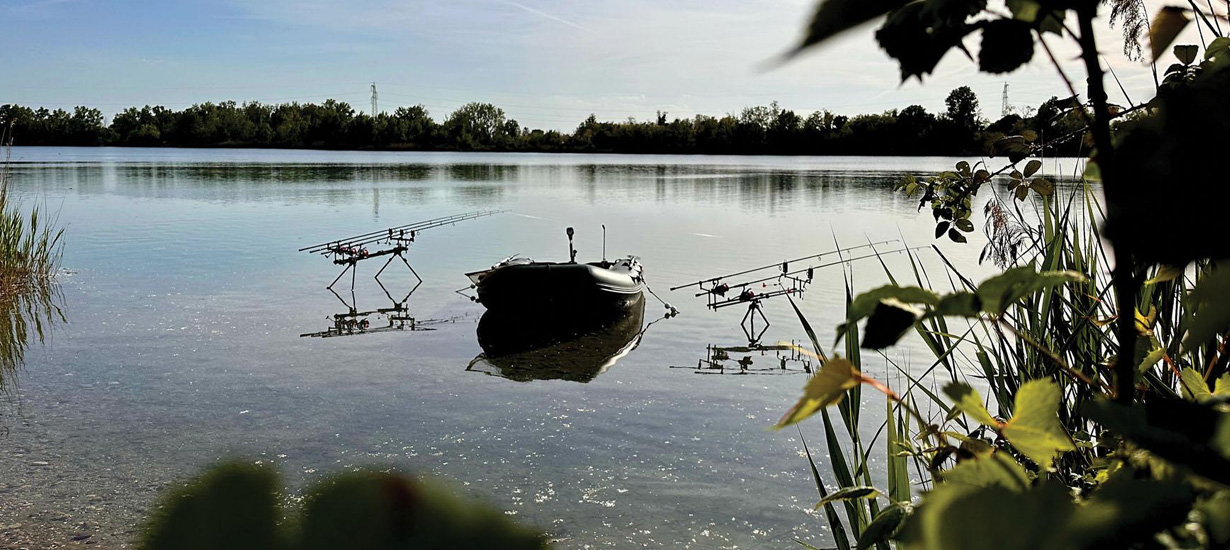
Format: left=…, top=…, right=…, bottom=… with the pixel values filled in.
left=442, top=102, right=507, bottom=150
left=944, top=86, right=980, bottom=132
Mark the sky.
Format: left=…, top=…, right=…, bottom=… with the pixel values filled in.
left=0, top=0, right=1211, bottom=131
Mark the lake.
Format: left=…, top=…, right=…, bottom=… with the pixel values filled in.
left=0, top=148, right=1085, bottom=548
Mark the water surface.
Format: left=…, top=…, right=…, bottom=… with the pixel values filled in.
left=0, top=148, right=1084, bottom=548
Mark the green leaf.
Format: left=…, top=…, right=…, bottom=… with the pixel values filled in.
left=1083, top=159, right=1101, bottom=182
left=942, top=383, right=999, bottom=427
left=875, top=3, right=973, bottom=81
left=974, top=267, right=1084, bottom=315
left=1174, top=44, right=1198, bottom=64
left=861, top=298, right=924, bottom=349
left=978, top=19, right=1035, bottom=74
left=934, top=221, right=951, bottom=239
left=1196, top=493, right=1230, bottom=546
left=776, top=358, right=862, bottom=428
left=1065, top=472, right=1195, bottom=550
left=894, top=482, right=1073, bottom=550
left=934, top=291, right=981, bottom=317
left=1028, top=177, right=1054, bottom=196
left=856, top=503, right=909, bottom=550
left=299, top=471, right=546, bottom=550
left=1002, top=0, right=1063, bottom=34
left=141, top=463, right=280, bottom=550
left=841, top=285, right=940, bottom=329
left=1180, top=367, right=1212, bottom=401
left=1137, top=345, right=1165, bottom=373
left=1013, top=185, right=1030, bottom=201
left=1216, top=374, right=1230, bottom=396
left=1022, top=159, right=1042, bottom=178
left=939, top=452, right=1030, bottom=491
left=1150, top=6, right=1191, bottom=62
left=790, top=0, right=912, bottom=55
left=922, top=0, right=986, bottom=26
left=1183, top=268, right=1230, bottom=350
left=1083, top=398, right=1230, bottom=487
left=958, top=437, right=995, bottom=459
left=1145, top=264, right=1185, bottom=285
left=1000, top=380, right=1075, bottom=468
left=815, top=486, right=883, bottom=510
left=1206, top=37, right=1230, bottom=60
left=992, top=135, right=1032, bottom=162
left=955, top=218, right=975, bottom=232
left=1005, top=0, right=1039, bottom=22
left=1177, top=368, right=1230, bottom=401
left=947, top=228, right=967, bottom=243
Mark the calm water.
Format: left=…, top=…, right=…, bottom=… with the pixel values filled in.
left=0, top=148, right=1085, bottom=548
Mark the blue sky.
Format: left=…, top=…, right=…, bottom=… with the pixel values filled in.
left=1, top=0, right=1189, bottom=130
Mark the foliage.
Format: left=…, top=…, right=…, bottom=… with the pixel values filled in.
left=779, top=0, right=1230, bottom=546
left=1108, top=0, right=1150, bottom=61
left=140, top=462, right=548, bottom=550
left=0, top=129, right=63, bottom=290
left=0, top=128, right=66, bottom=393
left=1, top=92, right=1088, bottom=157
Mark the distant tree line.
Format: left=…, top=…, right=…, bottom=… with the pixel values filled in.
left=0, top=86, right=1088, bottom=156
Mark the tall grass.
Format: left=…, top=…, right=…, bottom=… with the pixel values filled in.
left=793, top=180, right=1200, bottom=547
left=0, top=127, right=63, bottom=291
left=0, top=126, right=66, bottom=391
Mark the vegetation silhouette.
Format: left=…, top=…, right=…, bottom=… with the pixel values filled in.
left=0, top=129, right=65, bottom=395
left=772, top=0, right=1230, bottom=548
left=1, top=88, right=1086, bottom=157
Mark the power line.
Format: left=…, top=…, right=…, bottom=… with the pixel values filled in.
left=1002, top=82, right=1010, bottom=117
left=370, top=82, right=378, bottom=116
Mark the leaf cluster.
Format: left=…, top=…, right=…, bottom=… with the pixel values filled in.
left=139, top=463, right=548, bottom=550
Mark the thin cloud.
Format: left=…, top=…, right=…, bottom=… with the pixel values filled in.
left=496, top=0, right=591, bottom=32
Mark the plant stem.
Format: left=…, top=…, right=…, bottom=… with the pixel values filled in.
left=1075, top=4, right=1138, bottom=404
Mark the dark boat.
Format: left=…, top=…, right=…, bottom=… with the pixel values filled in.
left=466, top=296, right=646, bottom=383
left=464, top=227, right=645, bottom=313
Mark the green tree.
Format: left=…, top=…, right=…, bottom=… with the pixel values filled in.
left=944, top=86, right=980, bottom=132
left=443, top=102, right=508, bottom=150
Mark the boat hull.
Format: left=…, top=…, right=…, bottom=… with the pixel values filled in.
left=473, top=262, right=644, bottom=313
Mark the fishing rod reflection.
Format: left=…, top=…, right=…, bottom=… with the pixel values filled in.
left=299, top=269, right=462, bottom=338
left=671, top=342, right=816, bottom=376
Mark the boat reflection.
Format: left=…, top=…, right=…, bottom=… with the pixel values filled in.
left=466, top=296, right=646, bottom=383
left=671, top=342, right=815, bottom=376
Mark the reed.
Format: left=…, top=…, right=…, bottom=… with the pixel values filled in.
left=0, top=127, right=62, bottom=292
left=790, top=178, right=1202, bottom=548
left=0, top=126, right=66, bottom=391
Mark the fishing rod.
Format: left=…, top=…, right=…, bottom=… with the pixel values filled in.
left=705, top=246, right=930, bottom=299
left=299, top=209, right=506, bottom=254
left=668, top=239, right=899, bottom=291
left=677, top=242, right=928, bottom=345
left=300, top=209, right=506, bottom=294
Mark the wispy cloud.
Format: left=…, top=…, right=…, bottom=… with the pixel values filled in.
left=495, top=0, right=590, bottom=32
